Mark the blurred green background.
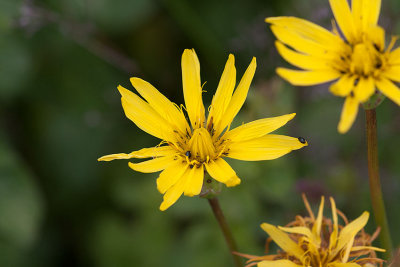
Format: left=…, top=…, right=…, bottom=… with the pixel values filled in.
left=1, top=0, right=400, bottom=266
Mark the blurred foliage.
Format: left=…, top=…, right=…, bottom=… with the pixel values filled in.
left=0, top=0, right=399, bottom=266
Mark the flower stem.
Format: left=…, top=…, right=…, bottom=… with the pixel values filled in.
left=207, top=197, right=243, bottom=267
left=365, top=108, right=392, bottom=258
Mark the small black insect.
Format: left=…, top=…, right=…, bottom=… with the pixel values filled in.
left=185, top=151, right=191, bottom=158
left=298, top=137, right=306, bottom=144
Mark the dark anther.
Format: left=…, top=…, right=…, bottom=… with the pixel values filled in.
left=373, top=43, right=381, bottom=51
left=354, top=78, right=359, bottom=86
left=375, top=62, right=382, bottom=69
left=185, top=151, right=191, bottom=158
left=207, top=179, right=212, bottom=183
left=298, top=137, right=306, bottom=144
left=189, top=164, right=194, bottom=169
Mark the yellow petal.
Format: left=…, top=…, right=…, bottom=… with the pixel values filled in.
left=332, top=211, right=369, bottom=257
left=130, top=77, right=189, bottom=135
left=383, top=65, right=400, bottom=82
left=312, top=196, right=325, bottom=245
left=159, top=170, right=190, bottom=211
left=266, top=16, right=342, bottom=46
left=205, top=158, right=241, bottom=187
left=375, top=78, right=400, bottom=106
left=258, top=260, right=303, bottom=267
left=329, top=0, right=356, bottom=42
left=183, top=165, right=204, bottom=196
left=327, top=263, right=360, bottom=267
left=128, top=155, right=177, bottom=173
left=227, top=134, right=307, bottom=161
left=207, top=54, right=236, bottom=134
left=98, top=146, right=176, bottom=161
left=329, top=74, right=356, bottom=97
left=224, top=113, right=296, bottom=142
left=260, top=223, right=304, bottom=260
left=388, top=47, right=400, bottom=65
left=278, top=226, right=312, bottom=238
left=157, top=160, right=189, bottom=194
left=118, top=85, right=174, bottom=141
left=275, top=41, right=330, bottom=70
left=277, top=68, right=341, bottom=86
left=353, top=76, right=375, bottom=102
left=181, top=49, right=205, bottom=129
left=338, top=95, right=359, bottom=134
left=352, top=0, right=381, bottom=31
left=351, top=246, right=385, bottom=252
left=218, top=57, right=257, bottom=134
left=329, top=197, right=339, bottom=251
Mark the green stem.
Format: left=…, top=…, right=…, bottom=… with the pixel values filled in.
left=207, top=197, right=243, bottom=267
left=365, top=109, right=393, bottom=258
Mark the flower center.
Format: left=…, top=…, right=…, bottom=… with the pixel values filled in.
left=187, top=127, right=216, bottom=163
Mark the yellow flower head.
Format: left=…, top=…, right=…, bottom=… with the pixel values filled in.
left=98, top=49, right=307, bottom=210
left=266, top=0, right=400, bottom=133
left=241, top=195, right=384, bottom=267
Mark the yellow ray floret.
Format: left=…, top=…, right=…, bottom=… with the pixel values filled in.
left=99, top=49, right=308, bottom=210
left=266, top=0, right=400, bottom=133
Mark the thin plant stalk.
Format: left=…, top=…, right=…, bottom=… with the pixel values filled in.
left=208, top=197, right=243, bottom=267
left=365, top=108, right=393, bottom=258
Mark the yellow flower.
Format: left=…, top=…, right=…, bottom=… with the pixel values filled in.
left=242, top=196, right=384, bottom=267
left=266, top=0, right=400, bottom=133
left=98, top=49, right=307, bottom=211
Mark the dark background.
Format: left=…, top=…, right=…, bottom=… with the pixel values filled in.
left=1, top=0, right=399, bottom=266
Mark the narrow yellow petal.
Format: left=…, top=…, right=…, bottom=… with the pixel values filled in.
left=159, top=170, right=189, bottom=211
left=375, top=78, right=400, bottom=106
left=266, top=16, right=343, bottom=46
left=207, top=54, right=236, bottom=134
left=351, top=246, right=385, bottom=252
left=128, top=155, right=176, bottom=173
left=227, top=135, right=307, bottom=161
left=98, top=146, right=175, bottom=161
left=130, top=77, right=189, bottom=135
left=388, top=47, right=400, bottom=65
left=329, top=74, right=355, bottom=97
left=181, top=49, right=205, bottom=129
left=260, top=223, right=304, bottom=260
left=278, top=226, right=313, bottom=238
left=329, top=0, right=356, bottom=42
left=383, top=65, right=400, bottom=82
left=275, top=41, right=330, bottom=70
left=329, top=197, right=339, bottom=251
left=327, top=263, right=360, bottom=267
left=312, top=196, right=325, bottom=245
left=224, top=113, right=296, bottom=142
left=353, top=77, right=375, bottom=103
left=338, top=96, right=359, bottom=134
left=333, top=211, right=369, bottom=256
left=277, top=68, right=341, bottom=86
left=205, top=158, right=241, bottom=187
left=157, top=160, right=188, bottom=194
left=218, top=57, right=257, bottom=134
left=355, top=0, right=381, bottom=30
left=118, top=85, right=174, bottom=141
left=183, top=165, right=204, bottom=197
left=258, top=260, right=303, bottom=267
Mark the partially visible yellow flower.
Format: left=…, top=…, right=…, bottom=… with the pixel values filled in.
left=266, top=0, right=400, bottom=133
left=98, top=49, right=307, bottom=211
left=242, top=196, right=384, bottom=267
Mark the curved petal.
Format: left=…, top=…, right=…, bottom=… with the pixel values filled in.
left=260, top=223, right=304, bottom=261
left=337, top=95, right=359, bottom=134
left=183, top=165, right=204, bottom=196
left=128, top=155, right=177, bottom=173
left=207, top=54, right=236, bottom=134
left=205, top=158, right=241, bottom=187
left=98, top=146, right=176, bottom=161
left=227, top=135, right=307, bottom=161
left=277, top=68, right=341, bottom=86
left=159, top=168, right=191, bottom=211
left=224, top=113, right=296, bottom=142
left=181, top=49, right=205, bottom=129
left=157, top=160, right=189, bottom=194
left=130, top=77, right=189, bottom=135
left=118, top=85, right=174, bottom=141
left=217, top=57, right=257, bottom=135
left=311, top=197, right=325, bottom=245
left=375, top=78, right=400, bottom=106
left=275, top=41, right=331, bottom=70
left=329, top=74, right=355, bottom=97
left=258, top=260, right=302, bottom=267
left=329, top=0, right=356, bottom=42
left=353, top=76, right=375, bottom=102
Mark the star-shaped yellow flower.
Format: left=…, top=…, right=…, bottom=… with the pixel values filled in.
left=241, top=196, right=384, bottom=267
left=98, top=49, right=307, bottom=210
left=266, top=0, right=400, bottom=133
